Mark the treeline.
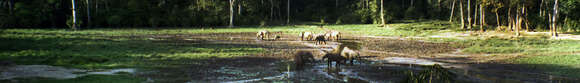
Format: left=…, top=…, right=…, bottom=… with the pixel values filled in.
left=0, top=0, right=449, bottom=28
left=447, top=0, right=579, bottom=36
left=0, top=0, right=578, bottom=33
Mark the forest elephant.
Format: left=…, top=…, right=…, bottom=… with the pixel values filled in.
left=256, top=30, right=270, bottom=40
left=340, top=47, right=361, bottom=64
left=322, top=53, right=346, bottom=67
left=300, top=31, right=314, bottom=41
left=314, top=34, right=326, bottom=45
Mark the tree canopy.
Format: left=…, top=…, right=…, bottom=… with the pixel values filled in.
left=0, top=0, right=578, bottom=32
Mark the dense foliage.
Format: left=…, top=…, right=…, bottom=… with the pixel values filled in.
left=0, top=0, right=578, bottom=31
left=0, top=0, right=451, bottom=28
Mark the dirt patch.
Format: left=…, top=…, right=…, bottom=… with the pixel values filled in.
left=360, top=38, right=457, bottom=57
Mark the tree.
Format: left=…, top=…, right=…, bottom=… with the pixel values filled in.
left=380, top=0, right=385, bottom=27
left=229, top=0, right=235, bottom=27
left=86, top=0, right=90, bottom=27
left=480, top=0, right=485, bottom=32
left=8, top=0, right=14, bottom=15
left=449, top=0, right=456, bottom=22
left=71, top=0, right=77, bottom=30
left=287, top=0, right=290, bottom=25
left=490, top=0, right=503, bottom=29
left=460, top=0, right=466, bottom=29
left=516, top=6, right=523, bottom=36
left=474, top=4, right=478, bottom=30
left=467, top=0, right=472, bottom=30
left=551, top=0, right=559, bottom=37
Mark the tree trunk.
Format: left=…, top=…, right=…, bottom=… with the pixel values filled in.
left=238, top=0, right=242, bottom=15
left=549, top=13, right=552, bottom=34
left=459, top=0, right=466, bottom=29
left=8, top=0, right=13, bottom=15
left=467, top=0, right=472, bottom=30
left=552, top=0, right=559, bottom=37
left=495, top=12, right=500, bottom=28
left=508, top=8, right=512, bottom=31
left=71, top=0, right=77, bottom=30
left=229, top=0, right=235, bottom=27
left=480, top=4, right=484, bottom=32
left=335, top=0, right=338, bottom=8
left=362, top=0, right=365, bottom=10
left=565, top=16, right=571, bottom=32
left=270, top=0, right=273, bottom=20
left=473, top=4, right=478, bottom=28
left=380, top=0, right=385, bottom=26
left=287, top=0, right=290, bottom=25
left=516, top=7, right=520, bottom=36
left=95, top=0, right=98, bottom=16
left=449, top=0, right=456, bottom=22
left=86, top=0, right=90, bottom=28
left=540, top=0, right=544, bottom=16
left=411, top=0, right=414, bottom=7
left=524, top=7, right=530, bottom=32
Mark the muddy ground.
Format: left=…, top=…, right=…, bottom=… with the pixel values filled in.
left=122, top=32, right=578, bottom=83
left=3, top=32, right=576, bottom=82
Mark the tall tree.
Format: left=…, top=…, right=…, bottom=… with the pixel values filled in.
left=8, top=0, right=13, bottom=15
left=229, top=0, right=235, bottom=27
left=551, top=0, right=559, bottom=37
left=449, top=0, right=456, bottom=22
left=86, top=0, right=91, bottom=27
left=238, top=0, right=242, bottom=15
left=71, top=0, right=77, bottom=30
left=380, top=0, right=385, bottom=27
left=480, top=2, right=484, bottom=32
left=516, top=6, right=523, bottom=36
left=287, top=0, right=290, bottom=24
left=474, top=4, right=478, bottom=28
left=460, top=0, right=466, bottom=29
left=467, top=0, right=472, bottom=29
left=490, top=0, right=503, bottom=30
left=540, top=0, right=545, bottom=16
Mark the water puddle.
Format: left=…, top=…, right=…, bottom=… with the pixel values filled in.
left=0, top=65, right=136, bottom=80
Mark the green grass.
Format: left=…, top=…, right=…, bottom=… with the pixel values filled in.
left=2, top=20, right=579, bottom=80
left=0, top=29, right=264, bottom=69
left=425, top=37, right=580, bottom=55
left=510, top=54, right=580, bottom=78
left=1, top=75, right=145, bottom=83
left=323, top=20, right=461, bottom=37
left=2, top=20, right=458, bottom=37
left=427, top=37, right=580, bottom=78
left=0, top=20, right=455, bottom=69
left=459, top=38, right=580, bottom=54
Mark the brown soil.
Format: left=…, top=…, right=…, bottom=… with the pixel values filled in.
left=11, top=32, right=574, bottom=82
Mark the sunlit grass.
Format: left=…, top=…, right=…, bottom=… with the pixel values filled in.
left=2, top=20, right=460, bottom=37
left=458, top=38, right=580, bottom=54
left=511, top=54, right=580, bottom=78
left=0, top=30, right=264, bottom=69
left=429, top=37, right=580, bottom=78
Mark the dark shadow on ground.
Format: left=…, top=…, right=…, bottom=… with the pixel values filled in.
left=562, top=32, right=580, bottom=35
left=411, top=56, right=580, bottom=83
